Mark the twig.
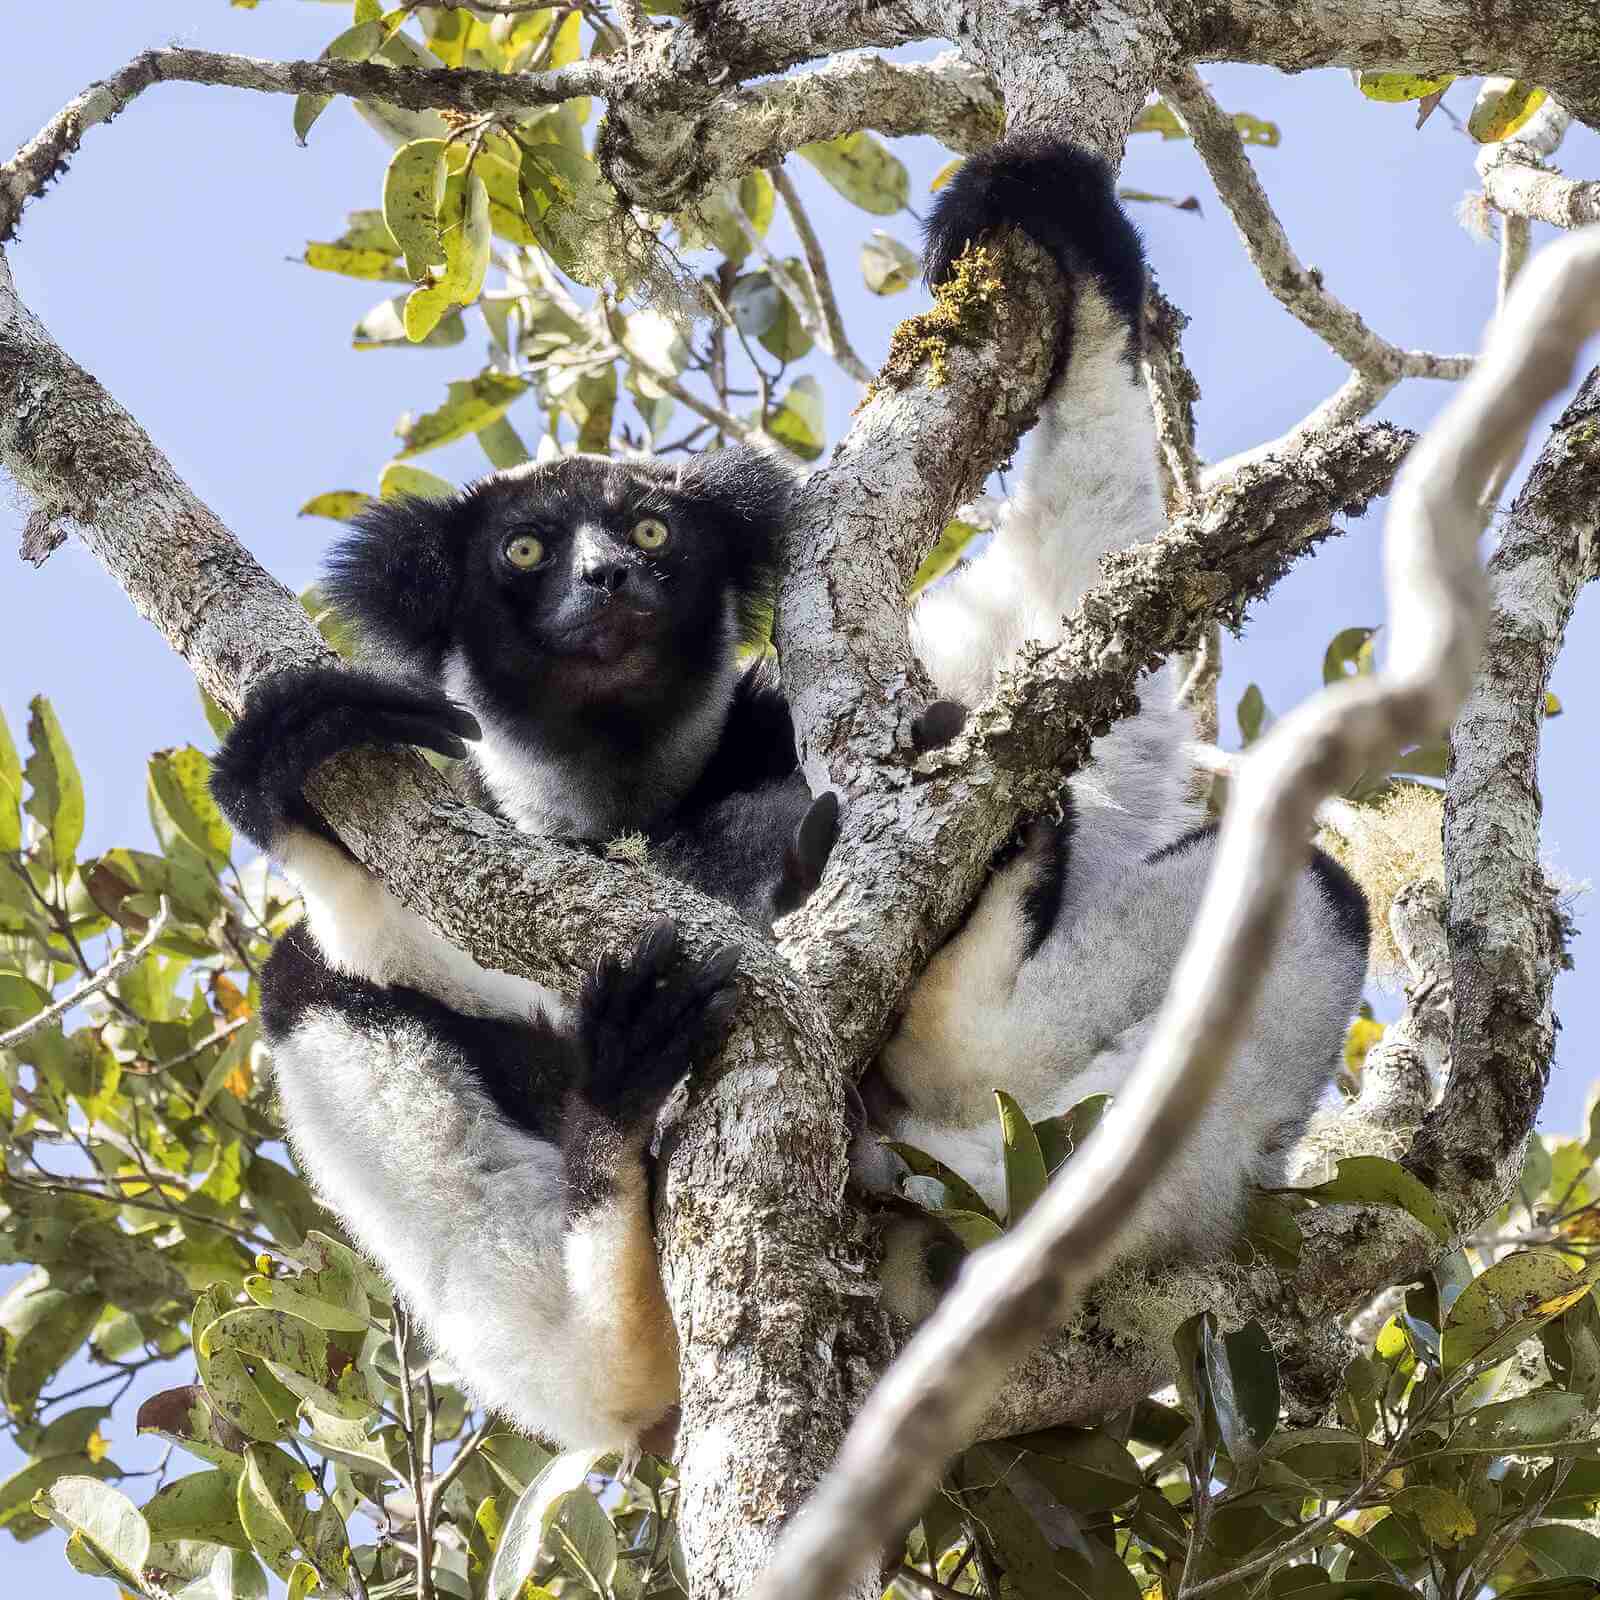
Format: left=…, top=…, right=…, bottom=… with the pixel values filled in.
left=1162, top=70, right=1472, bottom=391
left=0, top=897, right=170, bottom=1050
left=746, top=223, right=1600, bottom=1600
left=125, top=1013, right=252, bottom=1076
left=770, top=164, right=875, bottom=385
left=425, top=1416, right=493, bottom=1519
left=393, top=1306, right=438, bottom=1600
left=896, top=1564, right=973, bottom=1600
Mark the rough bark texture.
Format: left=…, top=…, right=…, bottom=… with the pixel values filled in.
left=1411, top=367, right=1600, bottom=1214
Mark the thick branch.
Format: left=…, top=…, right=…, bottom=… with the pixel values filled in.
left=753, top=226, right=1600, bottom=1600
left=1410, top=365, right=1600, bottom=1215
left=1480, top=144, right=1600, bottom=232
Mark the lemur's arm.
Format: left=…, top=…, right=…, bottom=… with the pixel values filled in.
left=261, top=914, right=736, bottom=1450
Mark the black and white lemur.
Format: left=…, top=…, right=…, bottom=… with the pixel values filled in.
left=211, top=134, right=1368, bottom=1453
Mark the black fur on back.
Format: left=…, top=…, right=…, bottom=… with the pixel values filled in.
left=923, top=133, right=1147, bottom=372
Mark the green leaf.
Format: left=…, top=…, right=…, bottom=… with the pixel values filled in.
left=136, top=1384, right=251, bottom=1472
left=1009, top=1427, right=1142, bottom=1511
left=149, top=747, right=232, bottom=873
left=24, top=696, right=85, bottom=867
left=1237, top=683, right=1271, bottom=746
left=1356, top=70, right=1457, bottom=103
left=299, top=491, right=374, bottom=524
left=1469, top=78, right=1549, bottom=142
left=1032, top=1094, right=1112, bottom=1176
left=797, top=132, right=908, bottom=214
left=1323, top=626, right=1378, bottom=684
left=487, top=1449, right=607, bottom=1600
left=143, top=1469, right=250, bottom=1549
left=202, top=1308, right=369, bottom=1420
left=860, top=229, right=920, bottom=295
left=352, top=293, right=465, bottom=349
left=479, top=1433, right=556, bottom=1495
left=243, top=1231, right=370, bottom=1334
left=478, top=415, right=531, bottom=469
left=396, top=371, right=529, bottom=457
left=692, top=170, right=776, bottom=267
left=1434, top=1390, right=1592, bottom=1455
left=553, top=364, right=616, bottom=454
left=994, top=1089, right=1048, bottom=1224
left=1275, top=1155, right=1451, bottom=1243
left=1496, top=1582, right=1600, bottom=1600
left=383, top=138, right=449, bottom=280
left=0, top=1271, right=105, bottom=1418
left=303, top=242, right=411, bottom=281
left=879, top=1143, right=996, bottom=1221
left=1233, top=1191, right=1304, bottom=1271
left=1441, top=1248, right=1600, bottom=1375
left=937, top=1210, right=1004, bottom=1251
left=729, top=271, right=781, bottom=339
left=909, top=518, right=980, bottom=597
left=1133, top=100, right=1279, bottom=146
left=379, top=462, right=456, bottom=503
left=757, top=265, right=815, bottom=362
left=192, top=1289, right=298, bottom=1444
left=552, top=1485, right=617, bottom=1591
left=1206, top=1320, right=1280, bottom=1467
left=0, top=707, right=21, bottom=853
left=33, top=1477, right=151, bottom=1586
left=294, top=18, right=387, bottom=144
left=237, top=1444, right=313, bottom=1579
left=516, top=140, right=612, bottom=285
left=1391, top=1483, right=1476, bottom=1547
left=765, top=375, right=825, bottom=461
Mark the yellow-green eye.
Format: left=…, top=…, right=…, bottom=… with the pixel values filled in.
left=504, top=534, right=544, bottom=570
left=631, top=517, right=670, bottom=552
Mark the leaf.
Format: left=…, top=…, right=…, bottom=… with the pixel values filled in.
left=909, top=518, right=980, bottom=597
left=487, top=1449, right=607, bottom=1600
left=396, top=371, right=529, bottom=457
left=765, top=376, right=825, bottom=460
left=1117, top=188, right=1202, bottom=213
left=31, top=1477, right=151, bottom=1588
left=1009, top=1427, right=1142, bottom=1511
left=1323, top=625, right=1378, bottom=684
left=797, top=132, right=908, bottom=215
left=757, top=264, right=815, bottom=362
left=1392, top=1484, right=1476, bottom=1546
left=1434, top=1390, right=1592, bottom=1454
left=244, top=1232, right=370, bottom=1334
left=994, top=1089, right=1048, bottom=1224
left=202, top=1308, right=369, bottom=1420
left=1356, top=70, right=1457, bottom=103
left=937, top=1210, right=1004, bottom=1251
left=1205, top=1320, right=1280, bottom=1467
left=1441, top=1248, right=1600, bottom=1375
left=1236, top=683, right=1272, bottom=746
left=0, top=707, right=22, bottom=853
left=552, top=1486, right=617, bottom=1591
left=692, top=170, right=776, bottom=267
left=1133, top=100, right=1279, bottom=146
left=478, top=415, right=531, bottom=470
left=352, top=293, right=465, bottom=349
left=379, top=462, right=456, bottom=503
left=1275, top=1155, right=1451, bottom=1243
left=0, top=1271, right=105, bottom=1418
left=1032, top=1094, right=1112, bottom=1176
left=294, top=18, right=387, bottom=144
left=149, top=747, right=232, bottom=873
left=729, top=272, right=782, bottom=339
left=302, top=242, right=411, bottom=281
left=383, top=138, right=449, bottom=280
left=136, top=1384, right=251, bottom=1472
left=1469, top=78, right=1549, bottom=142
left=880, top=1143, right=997, bottom=1221
left=298, top=491, right=373, bottom=524
left=404, top=170, right=491, bottom=340
left=143, top=1469, right=250, bottom=1549
left=192, top=1289, right=297, bottom=1444
left=1546, top=691, right=1564, bottom=718
left=237, top=1444, right=312, bottom=1579
left=861, top=230, right=920, bottom=295
left=24, top=696, right=84, bottom=866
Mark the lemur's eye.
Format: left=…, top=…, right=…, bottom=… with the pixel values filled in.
left=503, top=534, right=545, bottom=570
left=630, top=517, right=670, bottom=552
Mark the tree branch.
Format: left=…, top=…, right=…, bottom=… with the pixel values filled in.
left=750, top=224, right=1600, bottom=1600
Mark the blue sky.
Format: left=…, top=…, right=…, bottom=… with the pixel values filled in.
left=4, top=4, right=1600, bottom=1593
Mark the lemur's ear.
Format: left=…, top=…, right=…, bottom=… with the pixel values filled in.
left=674, top=444, right=799, bottom=646
left=323, top=493, right=472, bottom=672
left=923, top=133, right=1147, bottom=356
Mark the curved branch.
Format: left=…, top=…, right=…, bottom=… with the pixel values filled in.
left=751, top=224, right=1600, bottom=1600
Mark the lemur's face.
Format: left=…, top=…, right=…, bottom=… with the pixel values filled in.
left=460, top=461, right=725, bottom=692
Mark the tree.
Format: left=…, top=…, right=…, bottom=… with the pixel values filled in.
left=2, top=4, right=1600, bottom=1599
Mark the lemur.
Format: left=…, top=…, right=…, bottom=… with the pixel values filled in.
left=211, top=132, right=1369, bottom=1449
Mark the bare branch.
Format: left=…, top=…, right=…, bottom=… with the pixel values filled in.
left=771, top=164, right=875, bottom=386
left=1161, top=69, right=1472, bottom=390
left=750, top=225, right=1600, bottom=1600
left=0, top=897, right=171, bottom=1051
left=1480, top=144, right=1600, bottom=233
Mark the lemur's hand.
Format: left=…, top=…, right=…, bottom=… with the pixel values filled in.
left=575, top=918, right=740, bottom=1134
left=209, top=666, right=480, bottom=851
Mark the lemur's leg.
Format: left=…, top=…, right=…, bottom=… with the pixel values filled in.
left=262, top=916, right=737, bottom=1450
left=907, top=138, right=1197, bottom=882
left=211, top=668, right=551, bottom=1018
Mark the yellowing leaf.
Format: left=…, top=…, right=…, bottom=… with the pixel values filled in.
left=1344, top=1014, right=1386, bottom=1075
left=861, top=230, right=919, bottom=296
left=1393, top=1484, right=1476, bottom=1546
left=765, top=376, right=825, bottom=460
left=910, top=518, right=979, bottom=596
left=1545, top=691, right=1564, bottom=717
left=303, top=242, right=410, bottom=281
left=404, top=170, right=491, bottom=340
left=298, top=491, right=373, bottom=523
left=383, top=138, right=449, bottom=280
left=1469, top=78, right=1548, bottom=142
left=929, top=158, right=961, bottom=191
left=1357, top=69, right=1457, bottom=104
left=380, top=462, right=455, bottom=501
left=396, top=372, right=529, bottom=457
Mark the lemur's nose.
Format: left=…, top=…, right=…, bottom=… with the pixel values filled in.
left=580, top=560, right=629, bottom=595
